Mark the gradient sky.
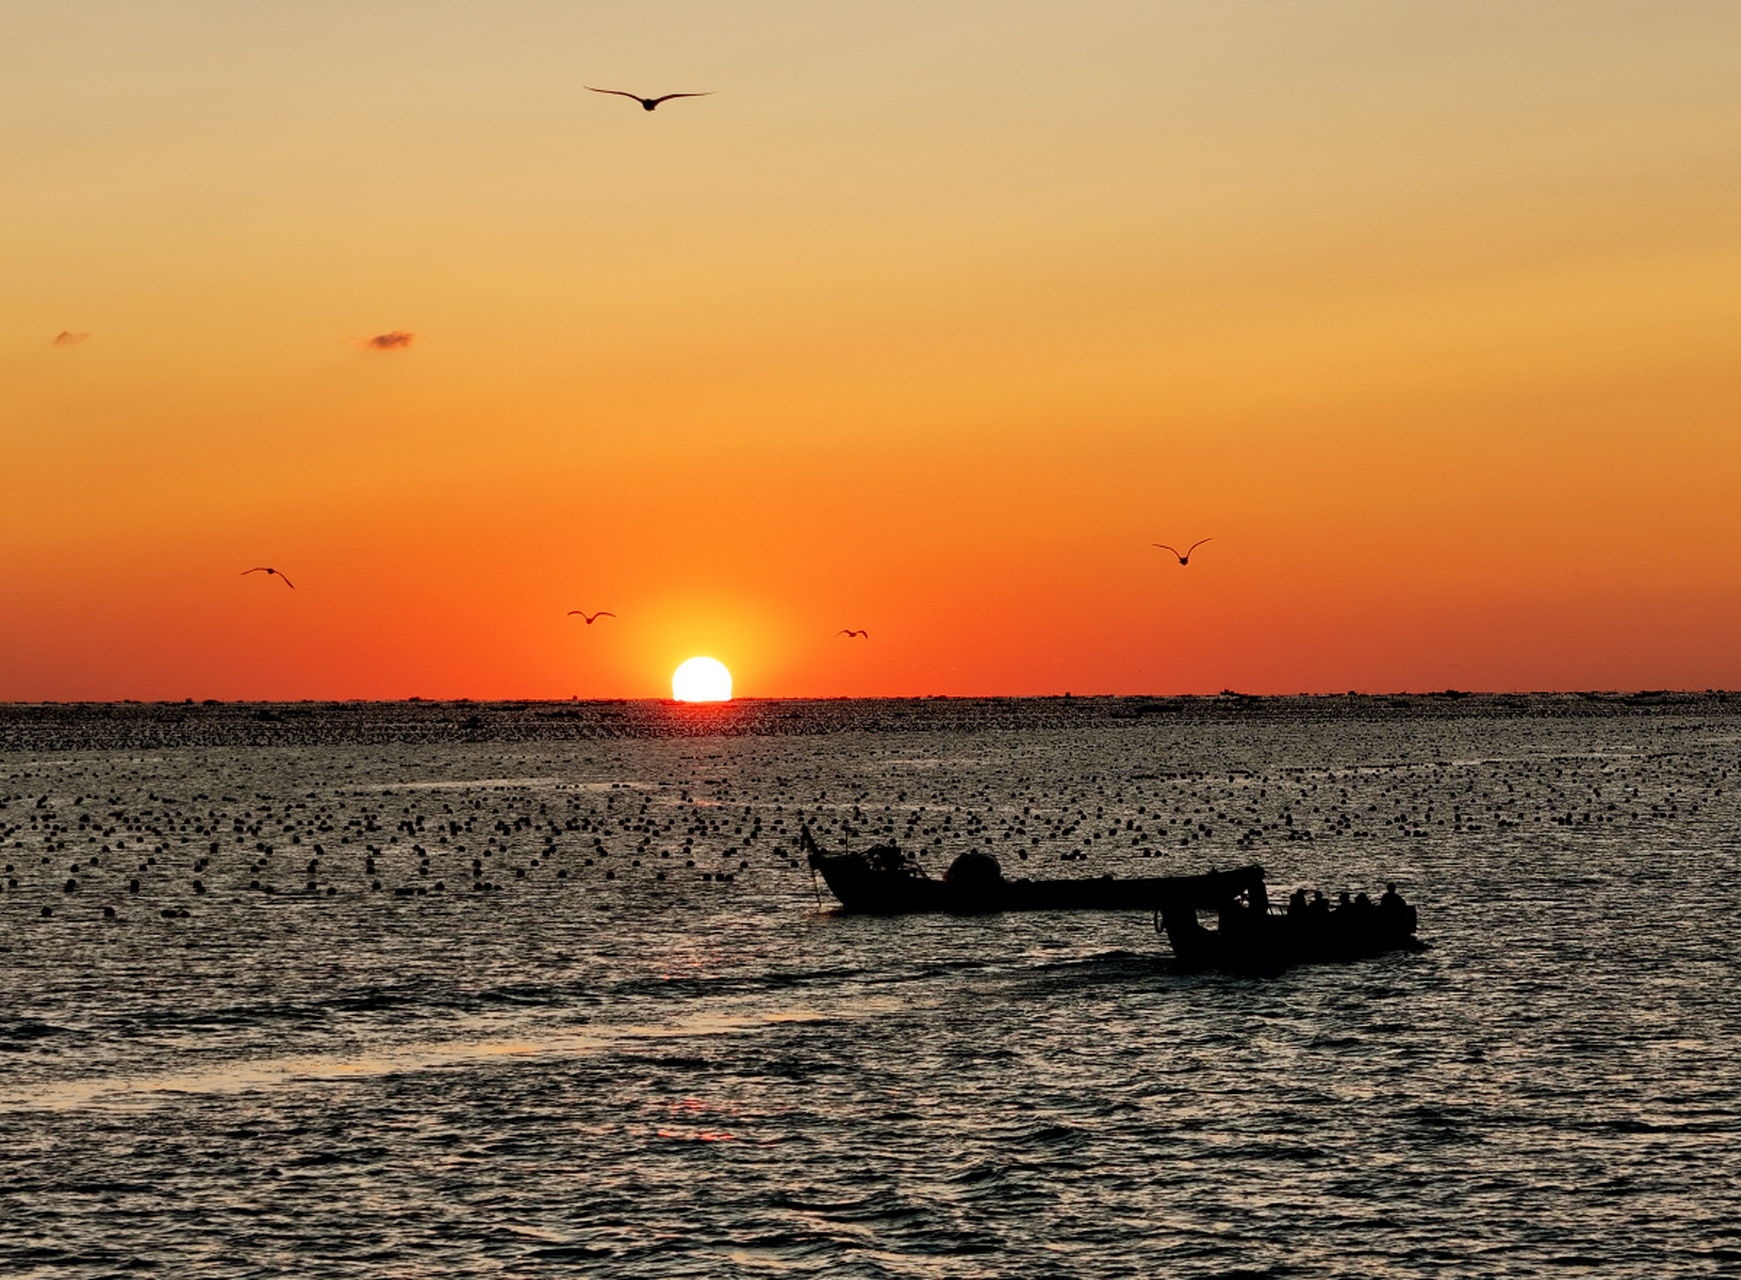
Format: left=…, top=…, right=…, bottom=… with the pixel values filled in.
left=4, top=1, right=1739, bottom=700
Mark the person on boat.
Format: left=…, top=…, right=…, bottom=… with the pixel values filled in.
left=1309, top=890, right=1330, bottom=917
left=1288, top=887, right=1308, bottom=916
left=869, top=845, right=909, bottom=875
left=1336, top=891, right=1353, bottom=912
left=1379, top=882, right=1417, bottom=933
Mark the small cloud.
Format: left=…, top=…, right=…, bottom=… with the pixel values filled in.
left=52, top=331, right=90, bottom=346
left=366, top=331, right=414, bottom=350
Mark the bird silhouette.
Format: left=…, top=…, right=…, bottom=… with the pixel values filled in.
left=568, top=610, right=616, bottom=625
left=1153, top=538, right=1212, bottom=566
left=242, top=567, right=295, bottom=589
left=586, top=87, right=713, bottom=111
left=836, top=629, right=869, bottom=639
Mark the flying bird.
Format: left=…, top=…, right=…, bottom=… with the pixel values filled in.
left=568, top=610, right=616, bottom=625
left=242, top=567, right=295, bottom=589
left=1153, top=538, right=1212, bottom=565
left=836, top=629, right=869, bottom=639
left=585, top=86, right=713, bottom=111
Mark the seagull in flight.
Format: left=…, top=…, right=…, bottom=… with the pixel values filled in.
left=242, top=567, right=295, bottom=589
left=585, top=86, right=713, bottom=111
left=1153, top=538, right=1212, bottom=565
left=568, top=610, right=616, bottom=625
left=836, top=629, right=869, bottom=639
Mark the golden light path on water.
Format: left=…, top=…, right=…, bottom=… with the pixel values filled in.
left=0, top=1006, right=866, bottom=1114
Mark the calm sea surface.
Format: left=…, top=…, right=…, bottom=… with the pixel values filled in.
left=2, top=697, right=1738, bottom=1278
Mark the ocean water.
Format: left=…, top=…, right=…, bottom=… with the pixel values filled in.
left=2, top=697, right=1738, bottom=1278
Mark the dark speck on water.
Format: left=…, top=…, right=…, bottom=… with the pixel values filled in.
left=0, top=694, right=1738, bottom=1278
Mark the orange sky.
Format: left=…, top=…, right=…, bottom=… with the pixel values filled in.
left=4, top=2, right=1739, bottom=699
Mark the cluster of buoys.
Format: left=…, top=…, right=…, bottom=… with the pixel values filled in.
left=3, top=705, right=1733, bottom=940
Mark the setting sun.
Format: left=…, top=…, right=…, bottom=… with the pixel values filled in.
left=672, top=657, right=732, bottom=703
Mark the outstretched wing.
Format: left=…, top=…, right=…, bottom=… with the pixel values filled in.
left=1151, top=544, right=1181, bottom=558
left=648, top=92, right=713, bottom=105
left=275, top=572, right=296, bottom=589
left=1186, top=537, right=1213, bottom=555
left=585, top=86, right=644, bottom=101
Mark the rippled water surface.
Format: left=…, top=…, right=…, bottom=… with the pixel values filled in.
left=3, top=699, right=1739, bottom=1278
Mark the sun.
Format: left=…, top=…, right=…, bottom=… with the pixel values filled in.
left=672, top=656, right=732, bottom=702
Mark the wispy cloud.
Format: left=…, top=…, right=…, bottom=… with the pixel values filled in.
left=52, top=331, right=90, bottom=346
left=366, top=331, right=414, bottom=350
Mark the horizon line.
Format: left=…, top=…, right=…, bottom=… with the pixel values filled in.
left=0, top=688, right=1733, bottom=707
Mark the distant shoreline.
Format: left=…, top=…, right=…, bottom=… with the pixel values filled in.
left=1, top=691, right=1733, bottom=753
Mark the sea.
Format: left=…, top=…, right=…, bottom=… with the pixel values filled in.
left=2, top=694, right=1737, bottom=1279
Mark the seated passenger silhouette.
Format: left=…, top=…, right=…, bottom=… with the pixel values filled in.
left=870, top=846, right=906, bottom=874
left=1378, top=882, right=1416, bottom=933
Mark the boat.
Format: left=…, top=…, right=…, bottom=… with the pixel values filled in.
left=1158, top=886, right=1425, bottom=972
left=801, top=825, right=1261, bottom=914
left=801, top=826, right=1423, bottom=971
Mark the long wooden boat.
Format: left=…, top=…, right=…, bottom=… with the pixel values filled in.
left=801, top=826, right=1423, bottom=971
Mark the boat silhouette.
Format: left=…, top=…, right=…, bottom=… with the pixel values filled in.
left=800, top=826, right=1423, bottom=971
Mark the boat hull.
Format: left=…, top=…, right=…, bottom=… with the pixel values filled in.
left=1159, top=903, right=1425, bottom=973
